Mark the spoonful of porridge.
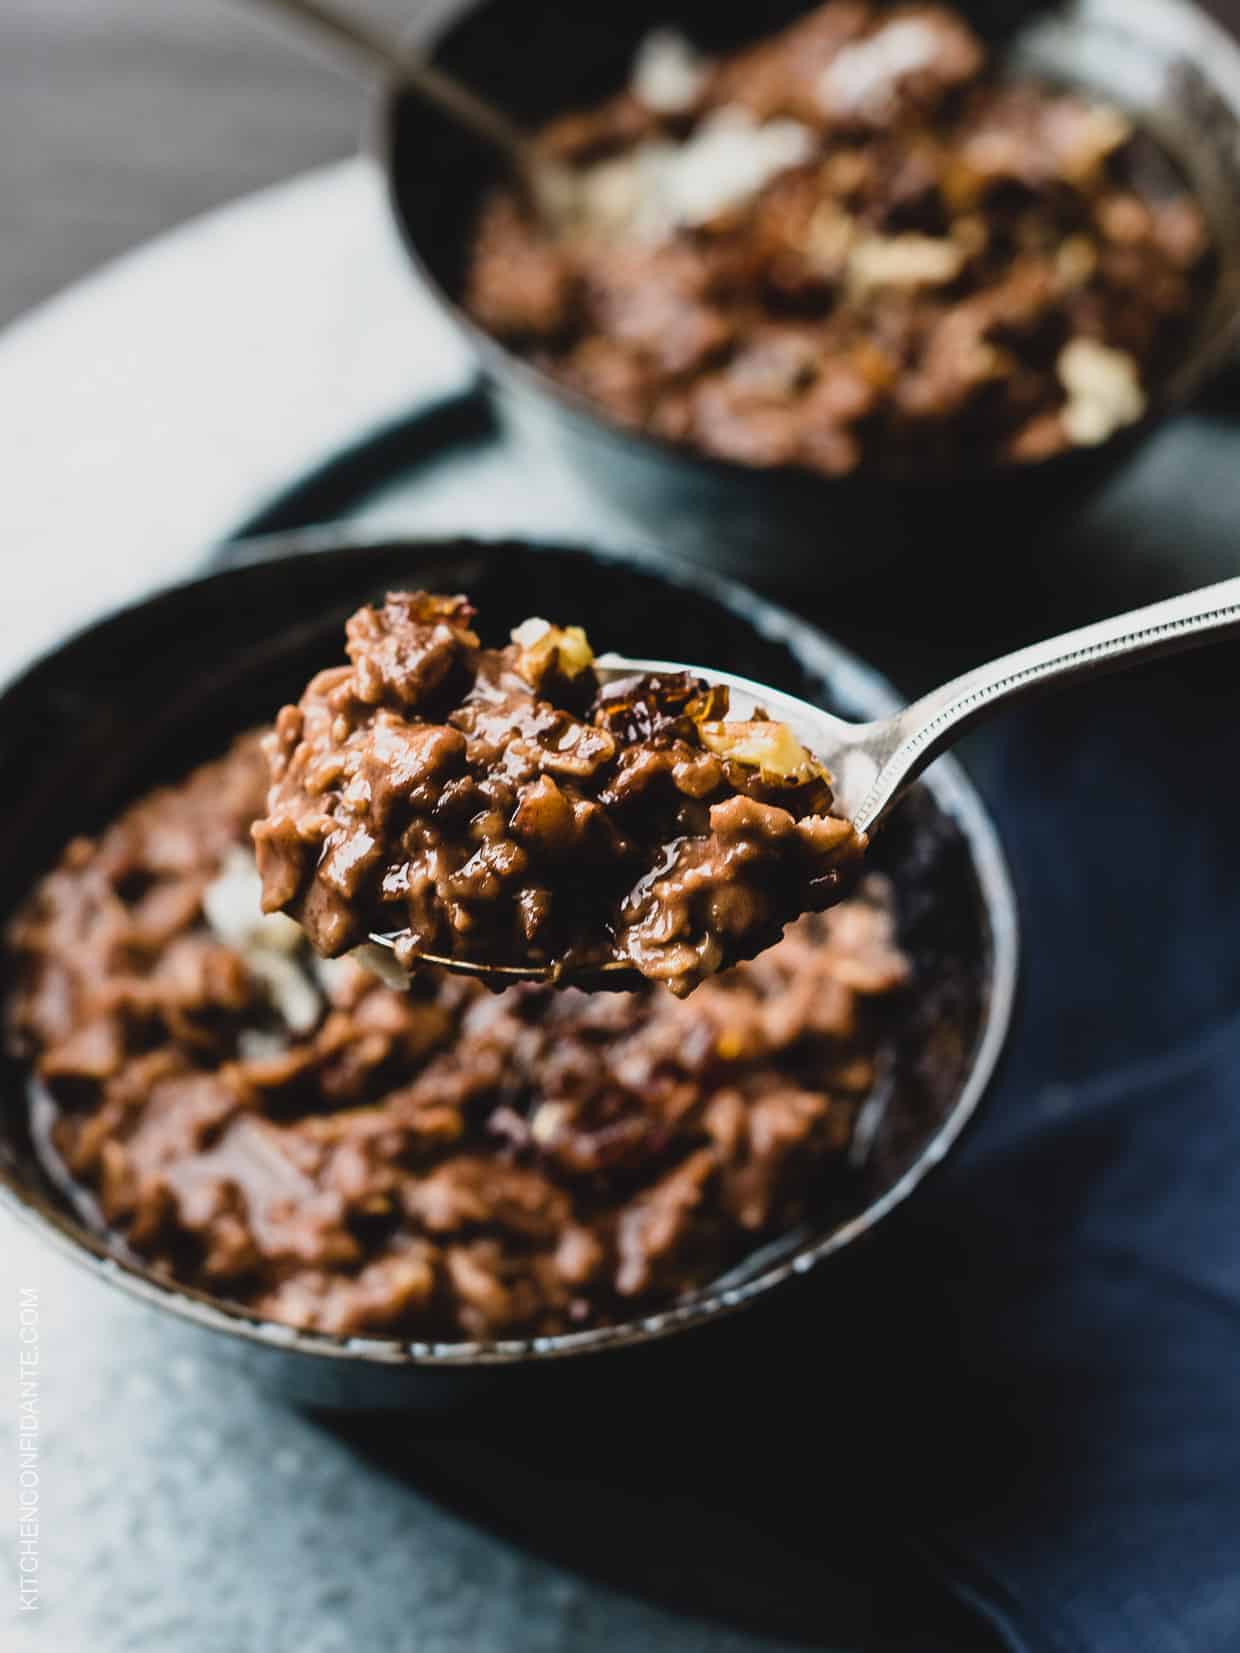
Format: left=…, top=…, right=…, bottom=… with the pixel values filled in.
left=253, top=581, right=1240, bottom=997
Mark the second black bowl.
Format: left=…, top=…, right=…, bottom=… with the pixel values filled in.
left=380, top=0, right=1240, bottom=583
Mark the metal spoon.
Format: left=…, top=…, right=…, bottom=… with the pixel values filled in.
left=238, top=0, right=538, bottom=193
left=363, top=574, right=1240, bottom=989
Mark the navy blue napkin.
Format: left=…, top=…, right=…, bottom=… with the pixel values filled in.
left=858, top=644, right=1240, bottom=1651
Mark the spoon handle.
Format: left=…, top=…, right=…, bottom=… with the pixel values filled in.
left=240, top=0, right=526, bottom=158
left=852, top=575, right=1240, bottom=835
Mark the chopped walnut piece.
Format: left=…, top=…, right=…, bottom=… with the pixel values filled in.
left=510, top=617, right=595, bottom=684
left=697, top=717, right=827, bottom=784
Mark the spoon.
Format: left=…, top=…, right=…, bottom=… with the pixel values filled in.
left=362, top=574, right=1240, bottom=990
left=238, top=0, right=548, bottom=205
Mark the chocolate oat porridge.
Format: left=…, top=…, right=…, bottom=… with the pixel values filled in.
left=464, top=1, right=1210, bottom=476
left=5, top=733, right=914, bottom=1341
left=253, top=591, right=864, bottom=997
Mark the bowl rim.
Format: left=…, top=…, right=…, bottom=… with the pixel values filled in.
left=375, top=0, right=1240, bottom=497
left=0, top=528, right=1019, bottom=1368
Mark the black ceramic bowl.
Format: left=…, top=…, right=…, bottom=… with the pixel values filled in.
left=0, top=535, right=1016, bottom=1409
left=381, top=0, right=1240, bottom=582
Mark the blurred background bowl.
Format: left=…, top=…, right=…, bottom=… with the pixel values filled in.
left=380, top=0, right=1240, bottom=583
left=0, top=534, right=1016, bottom=1409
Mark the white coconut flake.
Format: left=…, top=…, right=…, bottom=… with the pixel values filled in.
left=549, top=107, right=815, bottom=242
left=312, top=952, right=358, bottom=998
left=203, top=846, right=302, bottom=954
left=237, top=1028, right=291, bottom=1062
left=530, top=1102, right=570, bottom=1146
left=818, top=20, right=942, bottom=119
left=650, top=108, right=815, bottom=231
left=631, top=28, right=708, bottom=114
left=847, top=233, right=964, bottom=292
left=511, top=616, right=552, bottom=648
left=203, top=846, right=325, bottom=1032
left=350, top=941, right=412, bottom=993
left=1058, top=337, right=1145, bottom=446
